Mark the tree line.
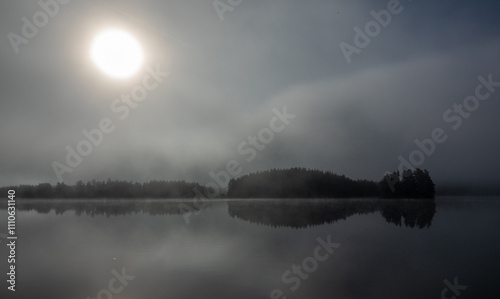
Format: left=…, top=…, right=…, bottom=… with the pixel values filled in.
left=0, top=167, right=435, bottom=199
left=227, top=167, right=435, bottom=199
left=0, top=179, right=207, bottom=199
left=379, top=169, right=435, bottom=199
left=227, top=167, right=381, bottom=198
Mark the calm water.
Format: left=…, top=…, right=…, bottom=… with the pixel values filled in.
left=1, top=197, right=499, bottom=299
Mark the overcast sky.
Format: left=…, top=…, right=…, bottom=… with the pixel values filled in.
left=1, top=0, right=499, bottom=188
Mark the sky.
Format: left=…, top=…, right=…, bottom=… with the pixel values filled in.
left=0, top=0, right=499, bottom=189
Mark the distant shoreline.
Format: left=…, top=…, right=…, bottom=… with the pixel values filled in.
left=3, top=168, right=498, bottom=200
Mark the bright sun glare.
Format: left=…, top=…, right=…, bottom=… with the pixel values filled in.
left=91, top=29, right=143, bottom=79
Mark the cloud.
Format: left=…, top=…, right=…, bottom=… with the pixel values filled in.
left=0, top=0, right=499, bottom=187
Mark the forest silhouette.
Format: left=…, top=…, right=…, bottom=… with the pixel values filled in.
left=0, top=167, right=435, bottom=199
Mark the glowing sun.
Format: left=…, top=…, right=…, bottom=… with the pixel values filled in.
left=91, top=29, right=143, bottom=79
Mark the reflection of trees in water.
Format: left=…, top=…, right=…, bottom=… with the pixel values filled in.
left=227, top=199, right=378, bottom=228
left=227, top=199, right=436, bottom=229
left=379, top=200, right=436, bottom=228
left=2, top=200, right=211, bottom=218
left=1, top=199, right=435, bottom=228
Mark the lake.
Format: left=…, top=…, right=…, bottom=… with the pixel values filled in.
left=1, top=197, right=499, bottom=299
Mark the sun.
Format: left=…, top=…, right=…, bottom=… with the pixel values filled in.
left=91, top=29, right=143, bottom=79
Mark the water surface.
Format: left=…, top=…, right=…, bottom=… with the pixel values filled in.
left=0, top=197, right=498, bottom=299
